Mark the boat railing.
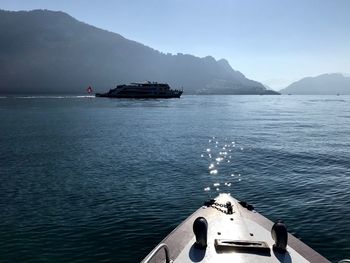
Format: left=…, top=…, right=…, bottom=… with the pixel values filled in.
left=142, top=243, right=172, bottom=263
left=173, top=89, right=183, bottom=93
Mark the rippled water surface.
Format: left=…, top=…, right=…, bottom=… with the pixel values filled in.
left=0, top=95, right=349, bottom=262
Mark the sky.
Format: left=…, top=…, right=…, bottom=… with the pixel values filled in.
left=1, top=0, right=350, bottom=90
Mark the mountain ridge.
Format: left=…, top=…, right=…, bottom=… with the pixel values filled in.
left=0, top=9, right=278, bottom=95
left=279, top=73, right=350, bottom=95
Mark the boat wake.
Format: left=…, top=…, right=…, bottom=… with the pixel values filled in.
left=13, top=95, right=95, bottom=99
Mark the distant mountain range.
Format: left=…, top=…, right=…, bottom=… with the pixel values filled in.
left=280, top=73, right=350, bottom=95
left=0, top=9, right=278, bottom=95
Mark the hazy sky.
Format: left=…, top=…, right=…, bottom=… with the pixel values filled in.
left=1, top=0, right=350, bottom=89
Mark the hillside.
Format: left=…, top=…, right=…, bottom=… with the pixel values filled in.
left=0, top=9, right=278, bottom=95
left=280, top=73, right=350, bottom=95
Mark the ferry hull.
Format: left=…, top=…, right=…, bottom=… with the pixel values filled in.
left=95, top=92, right=182, bottom=99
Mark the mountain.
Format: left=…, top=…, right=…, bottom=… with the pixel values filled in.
left=0, top=9, right=278, bottom=95
left=279, top=73, right=350, bottom=95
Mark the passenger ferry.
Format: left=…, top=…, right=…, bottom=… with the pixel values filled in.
left=95, top=82, right=183, bottom=98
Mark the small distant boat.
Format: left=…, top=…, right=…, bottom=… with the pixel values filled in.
left=141, top=193, right=333, bottom=263
left=95, top=82, right=183, bottom=99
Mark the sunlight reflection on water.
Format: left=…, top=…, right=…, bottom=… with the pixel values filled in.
left=1, top=95, right=350, bottom=262
left=203, top=137, right=245, bottom=196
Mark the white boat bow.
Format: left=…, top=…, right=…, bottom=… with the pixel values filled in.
left=141, top=193, right=331, bottom=263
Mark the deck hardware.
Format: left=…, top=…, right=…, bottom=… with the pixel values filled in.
left=142, top=243, right=172, bottom=263
left=238, top=200, right=254, bottom=211
left=206, top=199, right=234, bottom=214
left=204, top=199, right=215, bottom=207
left=193, top=217, right=208, bottom=249
left=215, top=239, right=270, bottom=254
left=271, top=220, right=288, bottom=253
left=226, top=201, right=233, bottom=214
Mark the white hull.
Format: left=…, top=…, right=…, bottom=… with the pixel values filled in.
left=142, top=193, right=330, bottom=263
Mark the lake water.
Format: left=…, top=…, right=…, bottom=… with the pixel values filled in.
left=0, top=95, right=349, bottom=262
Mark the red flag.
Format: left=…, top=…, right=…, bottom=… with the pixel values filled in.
left=87, top=86, right=93, bottom=94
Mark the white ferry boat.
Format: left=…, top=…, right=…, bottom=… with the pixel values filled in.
left=95, top=82, right=183, bottom=98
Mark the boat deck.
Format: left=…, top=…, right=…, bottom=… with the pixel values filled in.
left=141, top=193, right=330, bottom=263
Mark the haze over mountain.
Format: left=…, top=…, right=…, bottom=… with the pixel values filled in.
left=0, top=9, right=278, bottom=95
left=279, top=73, right=350, bottom=95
